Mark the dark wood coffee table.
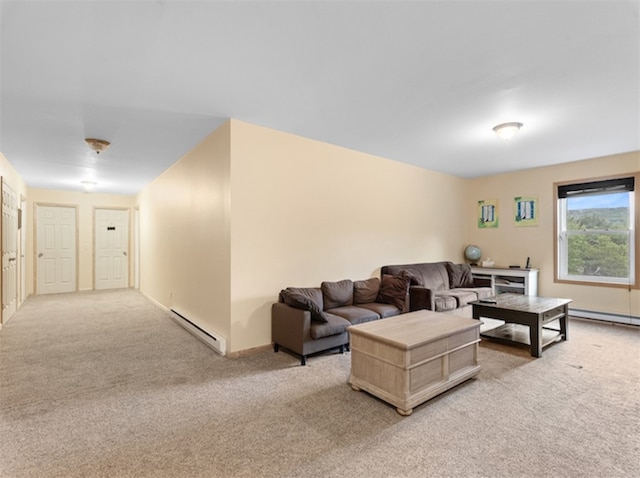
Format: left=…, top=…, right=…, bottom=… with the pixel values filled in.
left=470, top=294, right=572, bottom=357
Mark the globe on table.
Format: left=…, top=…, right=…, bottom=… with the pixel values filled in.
left=464, top=245, right=482, bottom=265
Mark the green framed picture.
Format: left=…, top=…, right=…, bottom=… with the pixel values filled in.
left=478, top=199, right=499, bottom=228
left=514, top=195, right=538, bottom=227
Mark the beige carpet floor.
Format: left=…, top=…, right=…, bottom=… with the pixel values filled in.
left=1, top=289, right=639, bottom=478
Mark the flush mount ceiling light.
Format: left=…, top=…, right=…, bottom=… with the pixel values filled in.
left=85, top=138, right=110, bottom=154
left=81, top=180, right=97, bottom=192
left=492, top=122, right=523, bottom=140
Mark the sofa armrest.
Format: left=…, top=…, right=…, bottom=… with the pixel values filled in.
left=271, top=302, right=311, bottom=356
left=408, top=286, right=436, bottom=311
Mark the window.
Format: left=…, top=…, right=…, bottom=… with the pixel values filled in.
left=556, top=176, right=636, bottom=286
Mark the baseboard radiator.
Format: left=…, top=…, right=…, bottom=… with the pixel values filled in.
left=570, top=308, right=639, bottom=327
left=170, top=309, right=227, bottom=356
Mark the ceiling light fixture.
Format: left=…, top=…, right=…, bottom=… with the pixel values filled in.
left=492, top=122, right=523, bottom=140
left=81, top=180, right=97, bottom=192
left=85, top=138, right=111, bottom=154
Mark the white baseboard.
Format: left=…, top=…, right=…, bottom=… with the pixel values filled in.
left=139, top=290, right=170, bottom=313
left=139, top=291, right=227, bottom=355
left=570, top=308, right=639, bottom=327
left=170, top=308, right=227, bottom=356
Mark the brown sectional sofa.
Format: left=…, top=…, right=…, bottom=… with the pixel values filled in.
left=381, top=261, right=492, bottom=313
left=271, top=276, right=409, bottom=365
left=271, top=262, right=491, bottom=365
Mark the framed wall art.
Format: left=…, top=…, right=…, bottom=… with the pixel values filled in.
left=514, top=195, right=539, bottom=227
left=477, top=199, right=499, bottom=228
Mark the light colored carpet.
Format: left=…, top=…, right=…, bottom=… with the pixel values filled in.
left=1, top=289, right=639, bottom=478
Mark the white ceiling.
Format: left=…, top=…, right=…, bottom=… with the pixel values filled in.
left=1, top=0, right=638, bottom=195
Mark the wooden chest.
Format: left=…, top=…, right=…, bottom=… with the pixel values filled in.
left=348, top=310, right=481, bottom=415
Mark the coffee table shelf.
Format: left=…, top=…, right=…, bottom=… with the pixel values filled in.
left=471, top=294, right=571, bottom=357
left=480, top=323, right=563, bottom=350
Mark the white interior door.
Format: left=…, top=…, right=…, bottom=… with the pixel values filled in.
left=2, top=181, right=18, bottom=324
left=20, top=197, right=26, bottom=304
left=95, top=209, right=129, bottom=290
left=36, top=205, right=77, bottom=295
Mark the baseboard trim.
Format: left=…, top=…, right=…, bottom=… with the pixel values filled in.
left=169, top=309, right=227, bottom=356
left=139, top=291, right=170, bottom=314
left=570, top=308, right=639, bottom=327
left=227, top=344, right=272, bottom=359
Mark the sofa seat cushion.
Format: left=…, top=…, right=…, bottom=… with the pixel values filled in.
left=326, top=306, right=380, bottom=325
left=356, top=302, right=401, bottom=318
left=434, top=295, right=457, bottom=312
left=310, top=313, right=350, bottom=340
left=435, top=289, right=479, bottom=308
left=321, top=280, right=354, bottom=309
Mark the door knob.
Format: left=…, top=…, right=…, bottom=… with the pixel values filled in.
left=38, top=253, right=43, bottom=258
left=123, top=251, right=127, bottom=256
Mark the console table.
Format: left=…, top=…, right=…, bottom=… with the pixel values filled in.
left=470, top=266, right=538, bottom=296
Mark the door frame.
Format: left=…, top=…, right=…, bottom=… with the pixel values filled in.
left=134, top=207, right=140, bottom=290
left=19, top=195, right=26, bottom=305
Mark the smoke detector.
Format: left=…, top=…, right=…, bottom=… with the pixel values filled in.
left=85, top=138, right=111, bottom=154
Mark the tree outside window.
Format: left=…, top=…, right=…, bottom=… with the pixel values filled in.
left=557, top=176, right=636, bottom=286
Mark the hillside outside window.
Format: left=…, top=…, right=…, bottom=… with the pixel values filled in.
left=556, top=176, right=636, bottom=286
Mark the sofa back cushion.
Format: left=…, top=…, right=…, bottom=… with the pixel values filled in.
left=353, top=278, right=380, bottom=304
left=321, top=279, right=354, bottom=309
left=445, top=263, right=475, bottom=288
left=280, top=287, right=328, bottom=323
left=381, top=262, right=450, bottom=291
left=376, top=274, right=411, bottom=310
left=280, top=287, right=323, bottom=308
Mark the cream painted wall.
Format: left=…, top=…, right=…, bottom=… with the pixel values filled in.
left=465, top=151, right=640, bottom=318
left=137, top=119, right=468, bottom=353
left=0, top=152, right=27, bottom=196
left=26, top=189, right=135, bottom=295
left=136, top=121, right=231, bottom=342
left=229, top=120, right=468, bottom=352
left=135, top=119, right=639, bottom=354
